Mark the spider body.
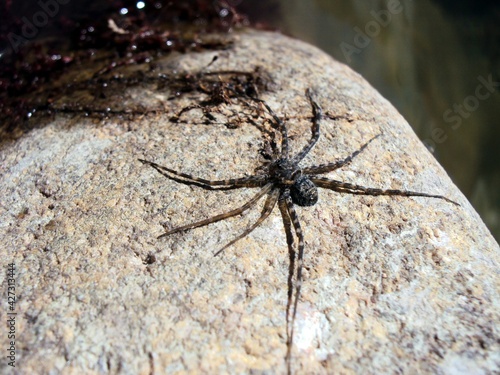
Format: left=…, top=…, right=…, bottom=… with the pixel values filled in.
left=139, top=88, right=458, bottom=373
left=265, top=158, right=318, bottom=206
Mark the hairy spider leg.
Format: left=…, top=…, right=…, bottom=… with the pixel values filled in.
left=290, top=88, right=322, bottom=164
left=138, top=159, right=266, bottom=189
left=311, top=178, right=460, bottom=206
left=213, top=188, right=280, bottom=256
left=302, top=133, right=382, bottom=175
left=158, top=184, right=274, bottom=238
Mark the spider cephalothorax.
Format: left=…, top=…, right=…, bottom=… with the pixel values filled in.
left=139, top=88, right=458, bottom=373
left=266, top=157, right=319, bottom=206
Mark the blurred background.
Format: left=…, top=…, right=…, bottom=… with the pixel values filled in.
left=1, top=0, right=498, bottom=241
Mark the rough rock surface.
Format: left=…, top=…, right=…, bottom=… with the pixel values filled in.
left=1, top=30, right=499, bottom=374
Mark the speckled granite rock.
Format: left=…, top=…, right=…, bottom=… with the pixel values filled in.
left=0, top=30, right=498, bottom=374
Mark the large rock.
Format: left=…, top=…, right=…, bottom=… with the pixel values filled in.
left=1, top=30, right=498, bottom=374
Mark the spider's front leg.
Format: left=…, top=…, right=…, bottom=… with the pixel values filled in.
left=138, top=159, right=266, bottom=189
left=290, top=88, right=322, bottom=164
left=302, top=133, right=382, bottom=175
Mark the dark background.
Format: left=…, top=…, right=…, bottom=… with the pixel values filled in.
left=1, top=0, right=498, bottom=241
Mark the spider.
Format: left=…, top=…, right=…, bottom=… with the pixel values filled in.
left=139, top=89, right=459, bottom=373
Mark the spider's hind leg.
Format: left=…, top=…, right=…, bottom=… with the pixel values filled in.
left=158, top=184, right=274, bottom=238
left=311, top=177, right=460, bottom=206
left=213, top=187, right=279, bottom=256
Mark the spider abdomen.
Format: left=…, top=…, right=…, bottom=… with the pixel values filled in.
left=290, top=176, right=318, bottom=206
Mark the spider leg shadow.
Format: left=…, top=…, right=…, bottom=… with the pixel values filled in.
left=278, top=195, right=297, bottom=374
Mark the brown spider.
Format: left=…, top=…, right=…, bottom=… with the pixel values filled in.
left=139, top=89, right=459, bottom=373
